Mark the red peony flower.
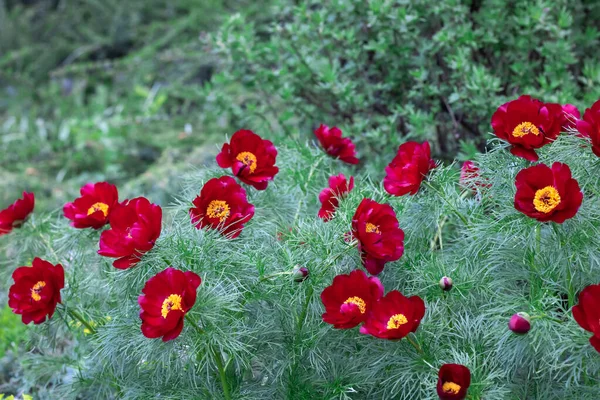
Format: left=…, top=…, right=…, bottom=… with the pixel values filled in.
left=572, top=283, right=600, bottom=353
left=576, top=99, right=600, bottom=157
left=561, top=104, right=580, bottom=132
left=436, top=364, right=471, bottom=400
left=359, top=290, right=425, bottom=340
left=138, top=267, right=201, bottom=342
left=384, top=141, right=436, bottom=196
left=216, top=129, right=279, bottom=190
left=321, top=270, right=384, bottom=329
left=189, top=176, right=255, bottom=238
left=8, top=257, right=64, bottom=324
left=459, top=161, right=489, bottom=190
left=491, top=95, right=563, bottom=161
left=314, top=124, right=359, bottom=164
left=98, top=197, right=162, bottom=269
left=318, top=174, right=354, bottom=221
left=351, top=198, right=405, bottom=275
left=0, top=192, right=35, bottom=235
left=514, top=162, right=583, bottom=223
left=63, top=182, right=119, bottom=229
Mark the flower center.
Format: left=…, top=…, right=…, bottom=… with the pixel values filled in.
left=343, top=296, right=367, bottom=314
left=512, top=121, right=540, bottom=138
left=161, top=294, right=183, bottom=318
left=386, top=313, right=408, bottom=330
left=533, top=186, right=561, bottom=213
left=206, top=200, right=231, bottom=222
left=87, top=202, right=109, bottom=217
left=365, top=223, right=381, bottom=234
left=31, top=281, right=46, bottom=302
left=236, top=151, right=258, bottom=174
left=442, top=381, right=461, bottom=394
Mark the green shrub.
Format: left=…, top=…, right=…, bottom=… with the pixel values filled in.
left=208, top=0, right=600, bottom=162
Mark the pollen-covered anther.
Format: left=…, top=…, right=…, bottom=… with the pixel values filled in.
left=206, top=200, right=231, bottom=222
left=442, top=381, right=461, bottom=394
left=31, top=281, right=46, bottom=301
left=161, top=294, right=183, bottom=318
left=512, top=121, right=540, bottom=138
left=343, top=296, right=366, bottom=314
left=386, top=313, right=408, bottom=329
left=87, top=202, right=109, bottom=217
left=365, top=222, right=381, bottom=234
left=533, top=185, right=561, bottom=213
left=236, top=151, right=258, bottom=173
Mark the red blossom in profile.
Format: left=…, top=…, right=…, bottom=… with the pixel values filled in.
left=8, top=257, right=64, bottom=325
left=321, top=270, right=384, bottom=329
left=98, top=197, right=162, bottom=269
left=436, top=364, right=471, bottom=400
left=384, top=141, right=435, bottom=196
left=351, top=198, right=404, bottom=275
left=514, top=162, right=582, bottom=223
left=216, top=129, right=279, bottom=190
left=576, top=99, right=600, bottom=157
left=138, top=267, right=201, bottom=342
left=359, top=290, right=425, bottom=340
left=318, top=174, right=354, bottom=221
left=314, top=124, right=359, bottom=164
left=189, top=176, right=254, bottom=238
left=561, top=104, right=580, bottom=132
left=572, top=283, right=600, bottom=353
left=63, top=182, right=119, bottom=229
left=459, top=161, right=489, bottom=190
left=491, top=95, right=563, bottom=161
left=0, top=192, right=35, bottom=235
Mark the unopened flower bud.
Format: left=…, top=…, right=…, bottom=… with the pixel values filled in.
left=509, top=312, right=531, bottom=334
left=439, top=276, right=453, bottom=291
left=294, top=266, right=309, bottom=282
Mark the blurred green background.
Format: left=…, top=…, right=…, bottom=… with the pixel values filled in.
left=1, top=0, right=600, bottom=397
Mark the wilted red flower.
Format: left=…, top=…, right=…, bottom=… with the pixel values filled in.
left=561, top=104, right=580, bottom=132
left=436, top=364, right=471, bottom=400
left=321, top=270, right=384, bottom=329
left=572, top=283, right=600, bottom=353
left=314, top=124, right=359, bottom=164
left=138, top=267, right=201, bottom=342
left=351, top=198, right=404, bottom=275
left=491, top=95, right=563, bottom=161
left=384, top=141, right=435, bottom=196
left=8, top=257, right=64, bottom=324
left=514, top=162, right=582, bottom=223
left=359, top=290, right=425, bottom=340
left=0, top=192, right=35, bottom=235
left=216, top=129, right=279, bottom=190
left=576, top=99, right=600, bottom=157
left=98, top=197, right=162, bottom=269
left=63, top=182, right=119, bottom=229
left=189, top=176, right=254, bottom=238
left=508, top=312, right=531, bottom=334
left=459, top=161, right=489, bottom=190
left=318, top=174, right=354, bottom=221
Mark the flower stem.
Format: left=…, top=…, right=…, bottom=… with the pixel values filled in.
left=406, top=334, right=424, bottom=355
left=66, top=307, right=96, bottom=335
left=185, top=314, right=205, bottom=335
left=212, top=346, right=232, bottom=400
left=422, top=181, right=469, bottom=226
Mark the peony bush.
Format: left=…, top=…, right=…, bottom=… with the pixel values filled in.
left=3, top=98, right=600, bottom=399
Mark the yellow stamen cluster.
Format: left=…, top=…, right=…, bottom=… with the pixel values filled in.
left=161, top=294, right=183, bottom=318
left=533, top=186, right=561, bottom=213
left=343, top=296, right=367, bottom=314
left=365, top=223, right=381, bottom=234
left=236, top=151, right=258, bottom=173
left=87, top=202, right=109, bottom=217
left=206, top=200, right=231, bottom=222
left=386, top=313, right=408, bottom=330
left=31, top=281, right=46, bottom=302
left=512, top=121, right=540, bottom=138
left=442, top=382, right=461, bottom=394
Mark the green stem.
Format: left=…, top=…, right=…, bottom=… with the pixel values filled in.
left=422, top=181, right=469, bottom=225
left=406, top=334, right=424, bottom=355
left=212, top=346, right=232, bottom=400
left=185, top=314, right=205, bottom=335
left=535, top=224, right=541, bottom=255
left=66, top=307, right=96, bottom=335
